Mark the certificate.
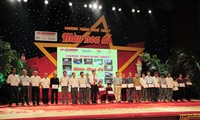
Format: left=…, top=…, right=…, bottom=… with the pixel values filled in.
left=72, top=84, right=78, bottom=88
left=168, top=85, right=173, bottom=88
left=143, top=84, right=148, bottom=88
left=86, top=84, right=91, bottom=88
left=61, top=82, right=68, bottom=86
left=161, top=84, right=167, bottom=88
left=135, top=86, right=141, bottom=90
left=23, top=82, right=30, bottom=86
left=186, top=82, right=192, bottom=85
left=179, top=83, right=185, bottom=87
left=154, top=84, right=160, bottom=88
left=128, top=84, right=134, bottom=88
left=122, top=84, right=127, bottom=88
left=80, top=84, right=86, bottom=88
left=148, top=84, right=154, bottom=88
left=52, top=84, right=58, bottom=89
left=32, top=83, right=38, bottom=87
left=43, top=84, right=49, bottom=89
left=98, top=87, right=105, bottom=91
left=173, top=87, right=178, bottom=91
left=108, top=91, right=114, bottom=94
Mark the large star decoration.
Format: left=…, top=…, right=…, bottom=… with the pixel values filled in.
left=34, top=15, right=144, bottom=78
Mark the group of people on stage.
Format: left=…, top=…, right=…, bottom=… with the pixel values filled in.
left=7, top=68, right=192, bottom=107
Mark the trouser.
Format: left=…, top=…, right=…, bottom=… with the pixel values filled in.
left=100, top=94, right=106, bottom=102
left=153, top=88, right=159, bottom=101
left=114, top=85, right=121, bottom=102
left=79, top=88, right=86, bottom=104
left=71, top=87, right=78, bottom=104
left=61, top=86, right=68, bottom=104
left=9, top=86, right=19, bottom=105
left=167, top=88, right=173, bottom=101
left=178, top=87, right=185, bottom=100
left=147, top=88, right=153, bottom=101
left=135, top=90, right=141, bottom=102
left=159, top=88, right=167, bottom=101
left=108, top=95, right=115, bottom=102
left=86, top=87, right=91, bottom=103
left=42, top=88, right=49, bottom=104
left=121, top=88, right=127, bottom=101
left=51, top=89, right=58, bottom=104
left=142, top=88, right=148, bottom=101
left=173, top=90, right=179, bottom=101
left=127, top=88, right=133, bottom=101
left=21, top=86, right=29, bottom=105
left=185, top=87, right=191, bottom=101
left=32, top=87, right=40, bottom=105
left=91, top=85, right=98, bottom=103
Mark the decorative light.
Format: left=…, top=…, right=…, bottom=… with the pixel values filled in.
left=44, top=0, right=48, bottom=5
left=137, top=10, right=140, bottom=13
left=99, top=5, right=102, bottom=9
left=69, top=2, right=72, bottom=6
left=132, top=9, right=135, bottom=12
left=112, top=7, right=116, bottom=11
left=148, top=10, right=152, bottom=14
left=93, top=3, right=97, bottom=9
left=89, top=4, right=92, bottom=8
left=118, top=8, right=121, bottom=11
left=84, top=4, right=87, bottom=8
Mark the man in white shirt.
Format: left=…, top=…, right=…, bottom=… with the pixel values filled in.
left=69, top=72, right=79, bottom=104
left=41, top=72, right=50, bottom=105
left=89, top=70, right=99, bottom=104
left=153, top=72, right=160, bottom=102
left=145, top=71, right=154, bottom=102
left=60, top=71, right=69, bottom=105
left=20, top=69, right=30, bottom=106
left=79, top=71, right=87, bottom=104
left=30, top=70, right=41, bottom=106
left=166, top=73, right=174, bottom=102
left=7, top=68, right=20, bottom=106
left=113, top=72, right=122, bottom=103
left=85, top=73, right=91, bottom=104
left=140, top=73, right=147, bottom=102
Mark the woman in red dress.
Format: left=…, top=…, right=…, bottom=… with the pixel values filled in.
left=98, top=81, right=106, bottom=103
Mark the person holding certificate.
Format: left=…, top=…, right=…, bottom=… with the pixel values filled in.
left=30, top=70, right=41, bottom=106
left=159, top=73, right=167, bottom=102
left=153, top=72, right=160, bottom=102
left=20, top=69, right=30, bottom=106
left=60, top=71, right=69, bottom=105
left=69, top=72, right=79, bottom=104
left=145, top=71, right=154, bottom=102
left=127, top=72, right=134, bottom=103
left=7, top=68, right=20, bottom=107
left=121, top=74, right=127, bottom=102
left=41, top=72, right=50, bottom=105
left=50, top=72, right=59, bottom=104
left=173, top=79, right=179, bottom=101
left=133, top=73, right=141, bottom=103
left=79, top=71, right=87, bottom=104
left=113, top=72, right=122, bottom=103
left=140, top=73, right=148, bottom=102
left=90, top=70, right=99, bottom=104
left=85, top=73, right=91, bottom=104
left=166, top=73, right=174, bottom=102
left=185, top=74, right=192, bottom=101
left=177, top=74, right=185, bottom=101
left=106, top=83, right=115, bottom=103
left=98, top=81, right=106, bottom=103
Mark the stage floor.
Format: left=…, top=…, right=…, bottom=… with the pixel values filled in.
left=0, top=100, right=200, bottom=120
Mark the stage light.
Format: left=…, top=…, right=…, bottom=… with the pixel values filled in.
left=137, top=10, right=140, bottom=13
left=89, top=4, right=92, bottom=8
left=99, top=5, right=102, bottom=9
left=23, top=0, right=27, bottom=2
left=69, top=2, right=72, bottom=6
left=148, top=10, right=152, bottom=14
left=118, top=8, right=121, bottom=11
left=93, top=3, right=97, bottom=9
left=44, top=0, right=48, bottom=5
left=18, top=0, right=21, bottom=2
left=84, top=4, right=87, bottom=8
left=112, top=7, right=116, bottom=11
left=132, top=9, right=135, bottom=12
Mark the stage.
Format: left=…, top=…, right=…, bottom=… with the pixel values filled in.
left=0, top=100, right=200, bottom=120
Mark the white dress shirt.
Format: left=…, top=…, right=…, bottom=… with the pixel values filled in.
left=41, top=77, right=50, bottom=89
left=166, top=77, right=174, bottom=87
left=30, top=75, right=41, bottom=87
left=89, top=74, right=99, bottom=85
left=69, top=77, right=79, bottom=88
left=20, top=75, right=30, bottom=86
left=7, top=74, right=20, bottom=86
left=79, top=77, right=87, bottom=88
left=60, top=76, right=69, bottom=87
left=140, top=77, right=147, bottom=88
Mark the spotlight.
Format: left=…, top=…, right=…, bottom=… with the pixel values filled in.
left=84, top=4, right=87, bottom=8
left=137, top=10, right=140, bottom=13
left=89, top=4, right=92, bottom=8
left=44, top=0, right=48, bottom=4
left=69, top=2, right=72, bottom=6
left=99, top=5, right=102, bottom=9
left=23, top=0, right=27, bottom=2
left=148, top=10, right=152, bottom=14
left=132, top=9, right=135, bottom=12
left=118, top=8, right=121, bottom=11
left=112, top=7, right=116, bottom=11
left=93, top=3, right=97, bottom=9
left=18, top=0, right=21, bottom=2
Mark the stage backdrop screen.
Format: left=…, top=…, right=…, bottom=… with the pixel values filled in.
left=57, top=47, right=118, bottom=90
